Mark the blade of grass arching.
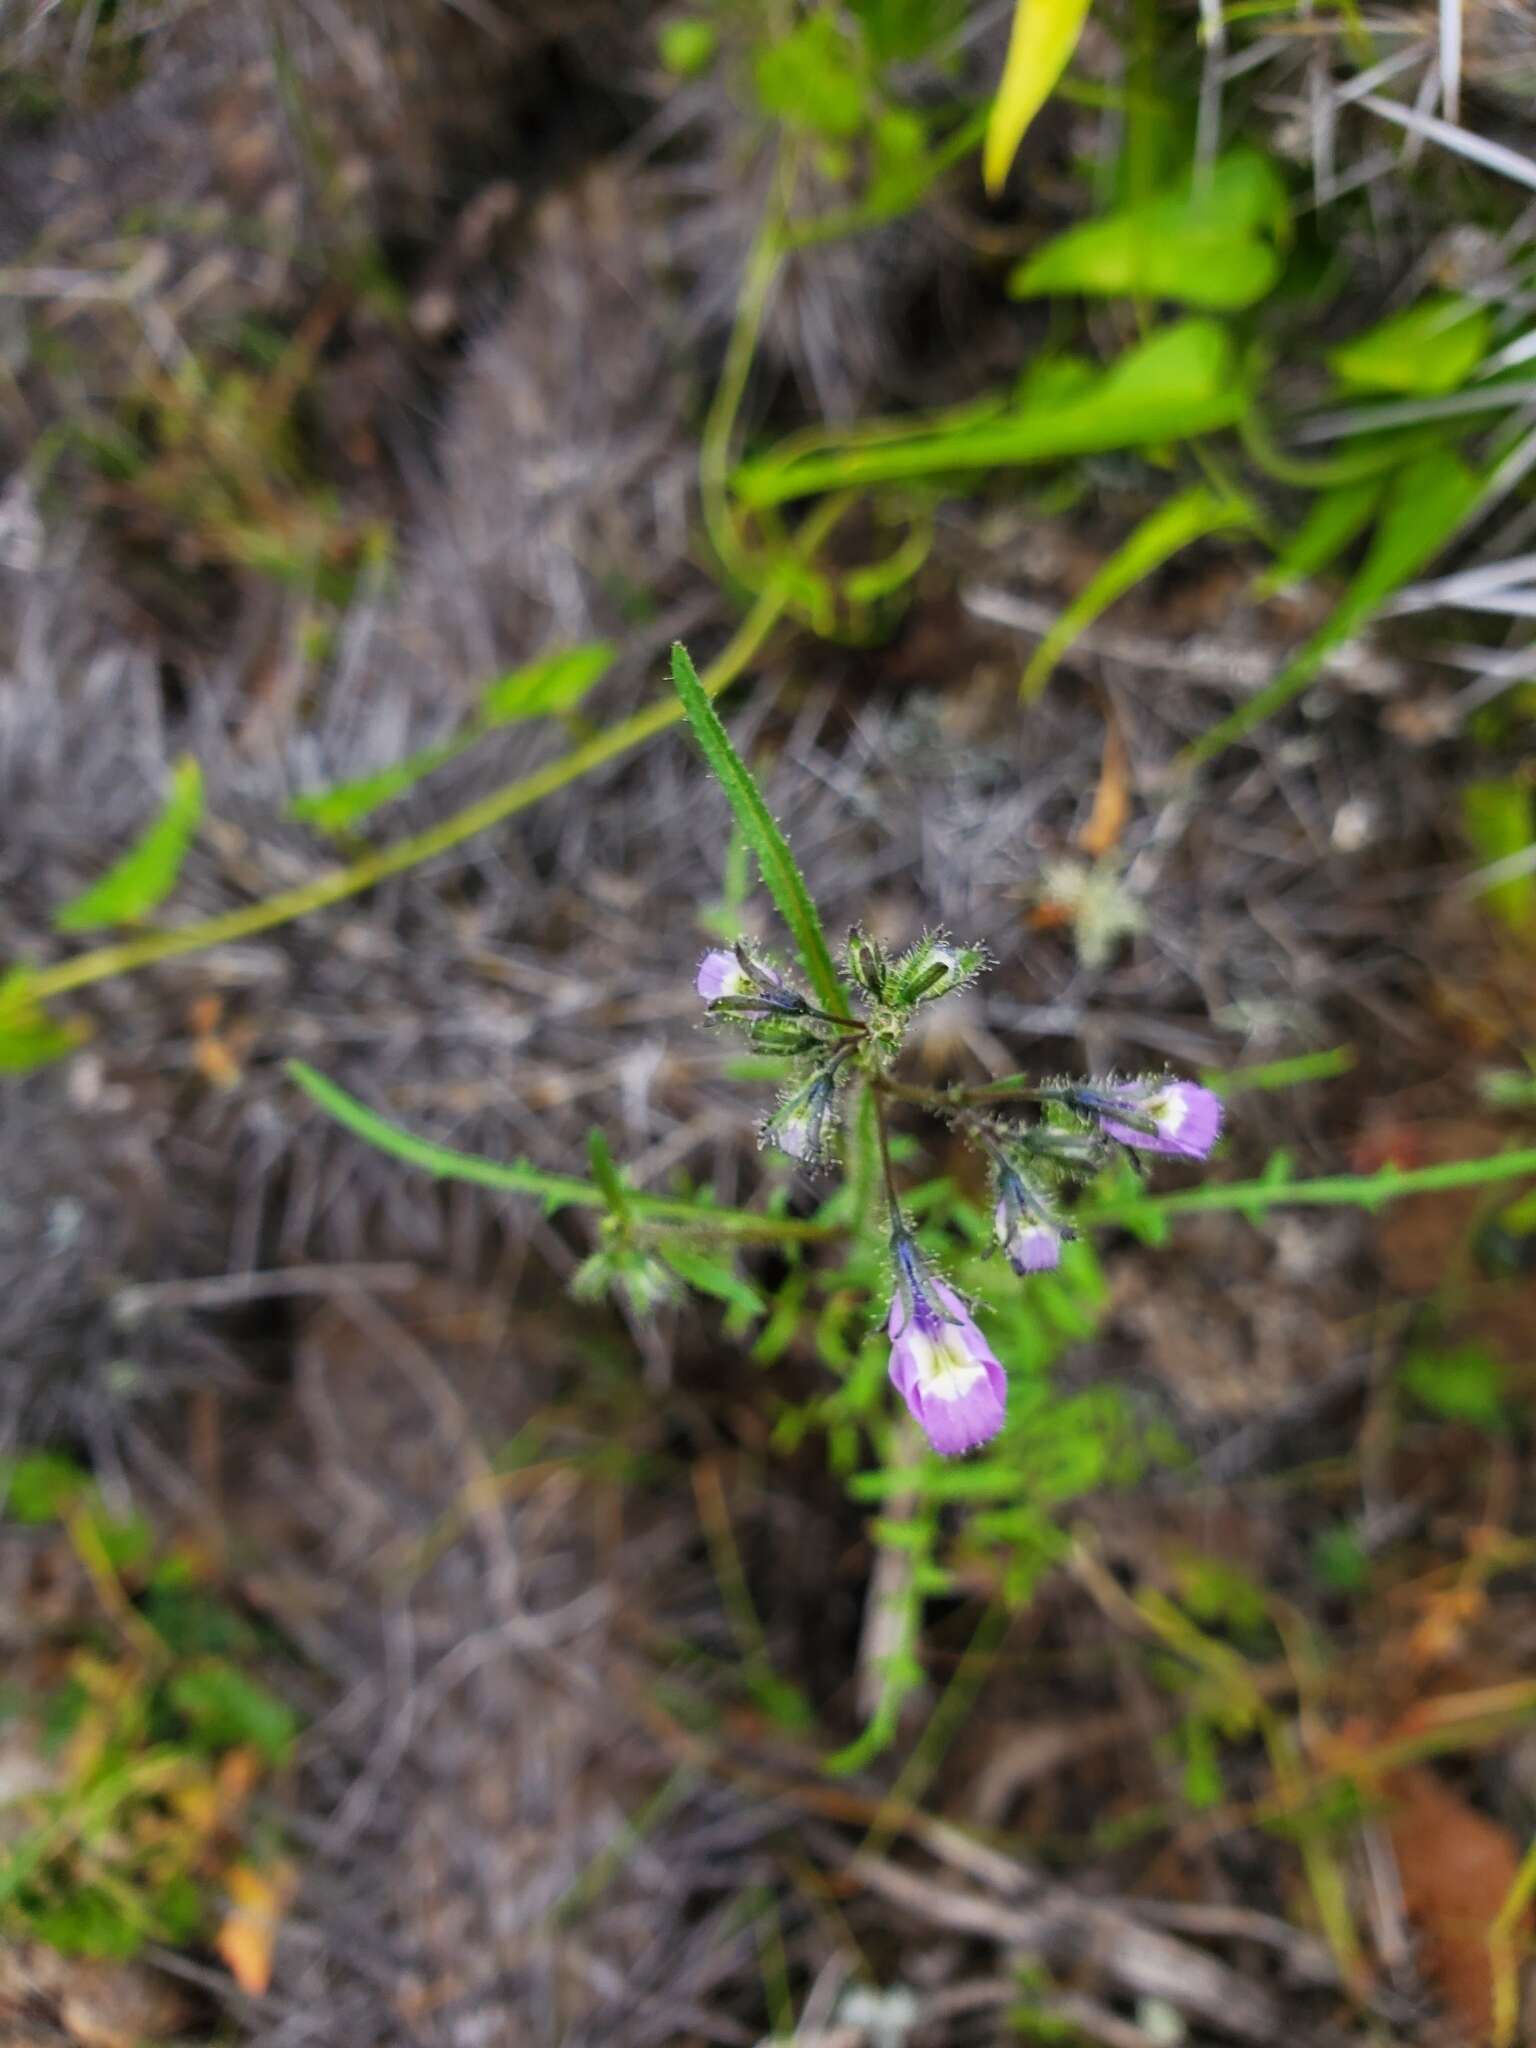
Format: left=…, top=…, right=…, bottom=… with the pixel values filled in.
left=670, top=642, right=845, bottom=1012
left=693, top=1459, right=816, bottom=1735
left=859, top=1600, right=1010, bottom=1849
left=1022, top=485, right=1254, bottom=700
left=1182, top=446, right=1481, bottom=768
left=285, top=1062, right=832, bottom=1241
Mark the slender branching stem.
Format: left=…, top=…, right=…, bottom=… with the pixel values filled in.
left=871, top=1088, right=904, bottom=1231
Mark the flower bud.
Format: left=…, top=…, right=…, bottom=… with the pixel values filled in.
left=888, top=933, right=986, bottom=1007
left=846, top=926, right=889, bottom=1001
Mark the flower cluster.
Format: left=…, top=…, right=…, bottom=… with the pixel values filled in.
left=695, top=930, right=984, bottom=1163
left=695, top=930, right=1223, bottom=1459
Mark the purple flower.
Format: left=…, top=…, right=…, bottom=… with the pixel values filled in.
left=994, top=1199, right=1062, bottom=1274
left=696, top=949, right=751, bottom=1002
left=887, top=1247, right=1006, bottom=1456
left=1084, top=1080, right=1223, bottom=1161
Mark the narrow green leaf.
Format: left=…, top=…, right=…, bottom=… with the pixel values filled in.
left=1253, top=476, right=1383, bottom=597
left=1328, top=295, right=1491, bottom=398
left=1203, top=1046, right=1356, bottom=1096
left=1010, top=149, right=1288, bottom=311
left=734, top=321, right=1252, bottom=508
left=54, top=756, right=203, bottom=932
left=290, top=645, right=616, bottom=837
left=288, top=741, right=460, bottom=833
left=479, top=642, right=614, bottom=725
left=1079, top=1144, right=1536, bottom=1228
left=0, top=970, right=87, bottom=1072
left=984, top=0, right=1093, bottom=194
left=587, top=1128, right=633, bottom=1220
left=1022, top=485, right=1253, bottom=699
left=1184, top=447, right=1480, bottom=767
left=669, top=644, right=845, bottom=1012
left=656, top=1243, right=766, bottom=1323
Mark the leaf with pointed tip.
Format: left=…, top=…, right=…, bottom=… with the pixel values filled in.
left=478, top=643, right=614, bottom=725
left=984, top=0, right=1092, bottom=194
left=0, top=971, right=87, bottom=1072
left=669, top=643, right=845, bottom=1012
left=1329, top=295, right=1492, bottom=398
left=288, top=743, right=459, bottom=833
left=1023, top=485, right=1254, bottom=699
left=54, top=756, right=203, bottom=931
left=734, top=321, right=1252, bottom=508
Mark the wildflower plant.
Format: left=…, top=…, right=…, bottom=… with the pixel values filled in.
left=281, top=639, right=1536, bottom=1769
left=681, top=627, right=1222, bottom=1459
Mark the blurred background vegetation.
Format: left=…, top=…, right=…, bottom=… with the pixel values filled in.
left=5, top=2, right=1536, bottom=2043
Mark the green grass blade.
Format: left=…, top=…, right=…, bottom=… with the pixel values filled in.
left=669, top=642, right=845, bottom=1011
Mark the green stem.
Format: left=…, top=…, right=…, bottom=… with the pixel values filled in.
left=872, top=1089, right=904, bottom=1232
left=288, top=1061, right=832, bottom=1243
left=1080, top=1148, right=1536, bottom=1227
left=1238, top=407, right=1428, bottom=489
left=700, top=159, right=791, bottom=590
left=9, top=586, right=791, bottom=1020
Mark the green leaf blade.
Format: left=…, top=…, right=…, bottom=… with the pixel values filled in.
left=669, top=644, right=845, bottom=1012
left=288, top=743, right=460, bottom=834
left=54, top=756, right=204, bottom=932
left=1022, top=484, right=1253, bottom=699
left=984, top=0, right=1093, bottom=195
left=1328, top=295, right=1492, bottom=398
left=0, top=970, right=87, bottom=1072
left=479, top=642, right=615, bottom=726
left=734, top=321, right=1252, bottom=509
left=1010, top=151, right=1289, bottom=312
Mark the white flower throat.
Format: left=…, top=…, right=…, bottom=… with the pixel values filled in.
left=1147, top=1088, right=1186, bottom=1134
left=906, top=1325, right=986, bottom=1402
